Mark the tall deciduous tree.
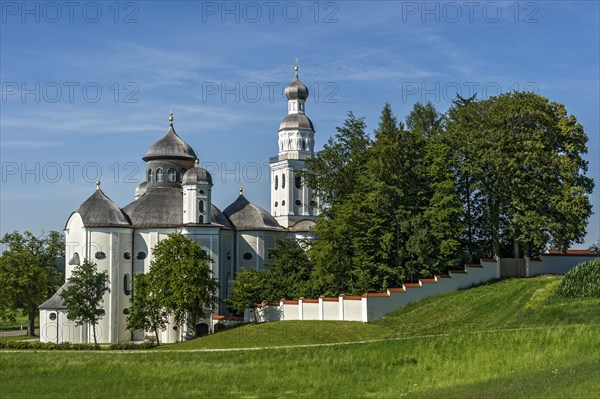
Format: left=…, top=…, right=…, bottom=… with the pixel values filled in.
left=126, top=273, right=168, bottom=345
left=0, top=231, right=64, bottom=335
left=60, top=259, right=109, bottom=345
left=445, top=92, right=594, bottom=257
left=146, top=233, right=218, bottom=334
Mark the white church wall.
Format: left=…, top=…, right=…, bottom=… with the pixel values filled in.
left=64, top=212, right=85, bottom=279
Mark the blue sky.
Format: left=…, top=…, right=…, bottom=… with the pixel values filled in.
left=1, top=0, right=598, bottom=248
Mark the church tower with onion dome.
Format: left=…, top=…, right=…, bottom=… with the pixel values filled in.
left=270, top=63, right=319, bottom=231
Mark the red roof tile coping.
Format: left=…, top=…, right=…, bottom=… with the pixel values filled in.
left=363, top=292, right=390, bottom=297
left=283, top=300, right=299, bottom=305
left=449, top=270, right=467, bottom=274
left=343, top=296, right=362, bottom=300
left=435, top=274, right=450, bottom=278
left=388, top=287, right=406, bottom=293
left=419, top=278, right=437, bottom=283
left=465, top=264, right=482, bottom=268
left=323, top=298, right=339, bottom=302
left=303, top=299, right=319, bottom=303
left=404, top=283, right=422, bottom=288
left=480, top=258, right=496, bottom=262
left=213, top=315, right=243, bottom=321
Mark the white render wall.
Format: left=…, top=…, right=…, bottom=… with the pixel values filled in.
left=249, top=255, right=594, bottom=323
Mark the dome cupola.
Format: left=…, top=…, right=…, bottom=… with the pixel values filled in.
left=284, top=65, right=309, bottom=101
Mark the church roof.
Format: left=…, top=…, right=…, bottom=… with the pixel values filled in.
left=76, top=186, right=131, bottom=228
left=122, top=186, right=184, bottom=228
left=39, top=281, right=71, bottom=310
left=143, top=124, right=197, bottom=162
left=182, top=164, right=213, bottom=186
left=279, top=114, right=314, bottom=132
left=211, top=204, right=234, bottom=228
left=122, top=186, right=232, bottom=229
left=223, top=194, right=283, bottom=231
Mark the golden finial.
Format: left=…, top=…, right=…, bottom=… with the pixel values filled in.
left=239, top=187, right=244, bottom=195
left=96, top=180, right=101, bottom=190
left=169, top=111, right=174, bottom=127
left=294, top=58, right=299, bottom=78
left=195, top=159, right=200, bottom=167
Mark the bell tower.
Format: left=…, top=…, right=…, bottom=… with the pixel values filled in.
left=270, top=63, right=319, bottom=228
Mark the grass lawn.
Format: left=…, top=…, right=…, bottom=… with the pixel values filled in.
left=0, top=309, right=38, bottom=331
left=1, top=276, right=599, bottom=398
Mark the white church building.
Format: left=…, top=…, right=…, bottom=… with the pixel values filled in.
left=39, top=66, right=319, bottom=344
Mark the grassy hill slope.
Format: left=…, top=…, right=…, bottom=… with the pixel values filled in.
left=2, top=276, right=599, bottom=398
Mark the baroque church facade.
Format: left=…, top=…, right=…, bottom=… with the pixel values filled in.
left=39, top=67, right=319, bottom=344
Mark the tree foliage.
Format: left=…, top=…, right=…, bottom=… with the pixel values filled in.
left=60, top=259, right=109, bottom=345
left=445, top=92, right=594, bottom=257
left=227, top=239, right=315, bottom=317
left=0, top=230, right=64, bottom=335
left=142, top=233, right=218, bottom=334
left=126, top=272, right=168, bottom=345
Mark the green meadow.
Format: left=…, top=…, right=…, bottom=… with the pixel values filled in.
left=1, top=276, right=599, bottom=398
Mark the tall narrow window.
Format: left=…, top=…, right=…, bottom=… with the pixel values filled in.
left=123, top=273, right=131, bottom=295
left=295, top=174, right=301, bottom=189
left=275, top=175, right=278, bottom=190
left=199, top=200, right=204, bottom=213
left=147, top=169, right=152, bottom=182
left=199, top=215, right=204, bottom=223
left=156, top=168, right=163, bottom=182
left=168, top=168, right=176, bottom=182
left=282, top=173, right=286, bottom=189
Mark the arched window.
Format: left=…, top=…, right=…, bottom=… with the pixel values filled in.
left=275, top=175, right=278, bottom=190
left=199, top=215, right=204, bottom=223
left=156, top=168, right=163, bottom=182
left=302, top=139, right=306, bottom=150
left=147, top=169, right=152, bottom=182
left=167, top=168, right=176, bottom=182
left=282, top=173, right=286, bottom=189
left=295, top=174, right=301, bottom=189
left=199, top=200, right=204, bottom=213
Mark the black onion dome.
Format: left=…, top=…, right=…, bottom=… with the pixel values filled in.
left=223, top=194, right=283, bottom=231
left=76, top=187, right=131, bottom=227
left=143, top=125, right=197, bottom=162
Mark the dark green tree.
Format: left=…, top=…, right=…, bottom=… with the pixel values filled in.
left=126, top=273, right=168, bottom=345
left=146, top=233, right=218, bottom=333
left=0, top=230, right=64, bottom=335
left=445, top=92, right=594, bottom=257
left=264, top=239, right=314, bottom=300
left=226, top=268, right=267, bottom=322
left=60, top=259, right=109, bottom=345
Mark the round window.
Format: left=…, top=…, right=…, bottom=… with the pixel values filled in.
left=282, top=200, right=286, bottom=206
left=243, top=252, right=253, bottom=260
left=123, top=308, right=130, bottom=315
left=295, top=200, right=302, bottom=206
left=49, top=312, right=57, bottom=321
left=199, top=190, right=205, bottom=195
left=136, top=251, right=147, bottom=260
left=96, top=309, right=106, bottom=316
left=95, top=251, right=106, bottom=260
left=123, top=251, right=131, bottom=260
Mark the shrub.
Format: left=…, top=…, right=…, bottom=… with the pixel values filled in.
left=555, top=258, right=600, bottom=299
